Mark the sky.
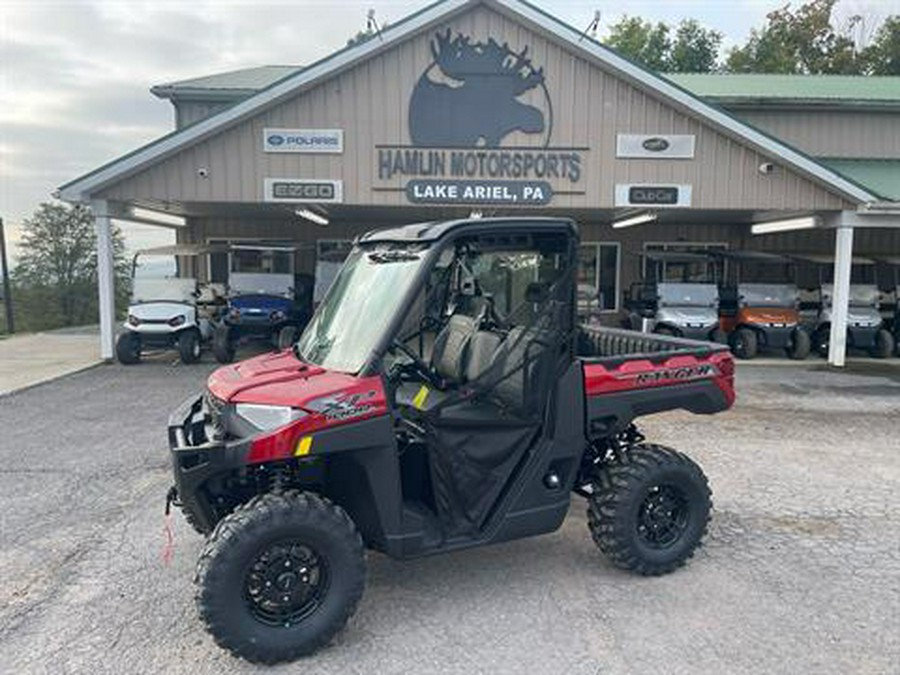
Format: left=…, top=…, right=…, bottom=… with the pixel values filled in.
left=1, top=0, right=897, bottom=263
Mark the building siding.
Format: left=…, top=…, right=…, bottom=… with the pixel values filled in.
left=98, top=4, right=851, bottom=212
left=735, top=109, right=900, bottom=160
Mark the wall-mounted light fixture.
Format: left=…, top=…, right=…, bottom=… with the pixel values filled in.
left=751, top=216, right=817, bottom=235
left=612, top=212, right=657, bottom=229
left=295, top=208, right=329, bottom=227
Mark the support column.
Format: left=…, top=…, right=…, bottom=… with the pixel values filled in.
left=827, top=222, right=854, bottom=367
left=91, top=200, right=116, bottom=361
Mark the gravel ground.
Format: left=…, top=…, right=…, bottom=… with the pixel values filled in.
left=0, top=355, right=898, bottom=675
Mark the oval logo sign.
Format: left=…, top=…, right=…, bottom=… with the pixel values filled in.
left=642, top=137, right=670, bottom=152
left=267, top=134, right=285, bottom=146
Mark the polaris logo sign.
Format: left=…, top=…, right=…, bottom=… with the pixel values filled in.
left=263, top=129, right=343, bottom=153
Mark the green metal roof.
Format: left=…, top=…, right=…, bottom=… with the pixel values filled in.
left=819, top=159, right=900, bottom=201
left=666, top=73, right=900, bottom=107
left=151, top=65, right=302, bottom=99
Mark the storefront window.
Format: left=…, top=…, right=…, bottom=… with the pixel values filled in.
left=578, top=243, right=620, bottom=312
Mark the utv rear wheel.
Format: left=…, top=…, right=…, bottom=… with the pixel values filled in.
left=213, top=326, right=235, bottom=364
left=785, top=329, right=811, bottom=360
left=587, top=444, right=711, bottom=576
left=115, top=331, right=141, bottom=364
left=277, top=325, right=298, bottom=351
left=871, top=329, right=894, bottom=359
left=195, top=491, right=365, bottom=663
left=731, top=327, right=758, bottom=359
left=178, top=330, right=201, bottom=364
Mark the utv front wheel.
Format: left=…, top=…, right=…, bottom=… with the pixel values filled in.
left=195, top=492, right=366, bottom=663
left=587, top=444, right=711, bottom=576
left=730, top=327, right=758, bottom=359
left=277, top=325, right=298, bottom=351
left=178, top=330, right=201, bottom=364
left=871, top=329, right=894, bottom=359
left=785, top=329, right=811, bottom=360
left=115, top=331, right=141, bottom=364
left=212, top=326, right=235, bottom=364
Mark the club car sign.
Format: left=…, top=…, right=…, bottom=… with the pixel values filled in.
left=376, top=30, right=584, bottom=206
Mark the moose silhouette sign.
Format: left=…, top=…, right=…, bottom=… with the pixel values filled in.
left=375, top=30, right=585, bottom=206
left=409, top=29, right=550, bottom=148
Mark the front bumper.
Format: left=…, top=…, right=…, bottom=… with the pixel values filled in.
left=755, top=325, right=795, bottom=349
left=679, top=325, right=719, bottom=341
left=847, top=325, right=879, bottom=349
left=167, top=394, right=252, bottom=533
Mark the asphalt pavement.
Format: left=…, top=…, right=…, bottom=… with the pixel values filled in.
left=0, top=356, right=898, bottom=675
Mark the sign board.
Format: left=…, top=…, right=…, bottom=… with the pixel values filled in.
left=406, top=179, right=552, bottom=205
left=616, top=134, right=695, bottom=159
left=615, top=184, right=692, bottom=207
left=263, top=128, right=343, bottom=153
left=264, top=179, right=343, bottom=203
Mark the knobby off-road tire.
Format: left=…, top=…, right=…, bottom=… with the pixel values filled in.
left=587, top=444, right=711, bottom=576
left=786, top=328, right=811, bottom=360
left=195, top=491, right=366, bottom=663
left=731, top=327, right=758, bottom=360
left=115, top=331, right=141, bottom=364
left=212, top=325, right=235, bottom=364
left=178, top=330, right=201, bottom=364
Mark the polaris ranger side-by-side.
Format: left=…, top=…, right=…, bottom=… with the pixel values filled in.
left=167, top=218, right=736, bottom=663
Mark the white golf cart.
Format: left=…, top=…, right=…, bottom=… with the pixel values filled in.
left=792, top=254, right=894, bottom=359
left=116, top=244, right=227, bottom=364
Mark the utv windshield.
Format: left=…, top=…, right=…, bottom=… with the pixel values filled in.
left=295, top=244, right=428, bottom=373
left=657, top=282, right=718, bottom=308
left=738, top=283, right=798, bottom=308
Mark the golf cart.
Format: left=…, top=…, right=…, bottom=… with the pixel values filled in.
left=877, top=257, right=900, bottom=356
left=792, top=254, right=894, bottom=359
left=213, top=245, right=312, bottom=363
left=624, top=251, right=725, bottom=342
left=116, top=244, right=226, bottom=364
left=714, top=250, right=810, bottom=360
left=167, top=217, right=736, bottom=663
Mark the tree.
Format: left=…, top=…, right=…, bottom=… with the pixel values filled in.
left=861, top=16, right=900, bottom=75
left=13, top=201, right=129, bottom=329
left=604, top=17, right=672, bottom=71
left=725, top=0, right=863, bottom=74
left=670, top=19, right=723, bottom=73
left=603, top=17, right=723, bottom=72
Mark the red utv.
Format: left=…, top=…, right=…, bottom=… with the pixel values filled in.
left=167, top=217, right=735, bottom=663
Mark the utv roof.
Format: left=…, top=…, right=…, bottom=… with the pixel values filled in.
left=711, top=250, right=792, bottom=264
left=641, top=251, right=713, bottom=263
left=788, top=253, right=876, bottom=265
left=358, top=217, right=578, bottom=244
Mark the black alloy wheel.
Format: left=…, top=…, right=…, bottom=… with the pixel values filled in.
left=244, top=540, right=329, bottom=627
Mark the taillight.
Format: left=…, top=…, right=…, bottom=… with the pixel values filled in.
left=127, top=314, right=140, bottom=327
left=168, top=314, right=186, bottom=327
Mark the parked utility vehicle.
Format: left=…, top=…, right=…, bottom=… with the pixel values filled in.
left=792, top=254, right=894, bottom=358
left=624, top=251, right=724, bottom=341
left=877, top=257, right=900, bottom=356
left=167, top=218, right=735, bottom=663
left=116, top=244, right=226, bottom=364
left=714, top=251, right=810, bottom=360
left=213, top=245, right=310, bottom=363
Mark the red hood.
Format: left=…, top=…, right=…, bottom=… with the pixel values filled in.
left=207, top=351, right=384, bottom=412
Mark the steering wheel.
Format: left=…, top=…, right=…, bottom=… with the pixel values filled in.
left=389, top=339, right=439, bottom=387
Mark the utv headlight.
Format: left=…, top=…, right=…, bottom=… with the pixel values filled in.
left=127, top=314, right=141, bottom=327
left=234, top=403, right=306, bottom=431
left=168, top=314, right=186, bottom=327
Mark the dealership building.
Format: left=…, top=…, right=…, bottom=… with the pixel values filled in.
left=58, top=0, right=900, bottom=365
